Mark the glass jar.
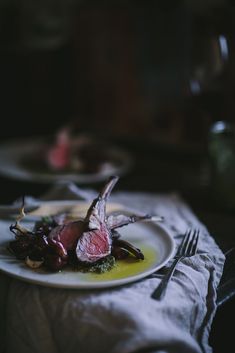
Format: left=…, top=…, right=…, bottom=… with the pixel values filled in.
left=208, top=120, right=235, bottom=211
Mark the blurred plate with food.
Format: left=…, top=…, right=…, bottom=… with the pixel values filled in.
left=0, top=128, right=132, bottom=184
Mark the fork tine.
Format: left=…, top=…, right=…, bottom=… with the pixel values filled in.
left=178, top=229, right=191, bottom=256
left=190, top=230, right=199, bottom=256
left=187, top=229, right=199, bottom=256
left=184, top=229, right=195, bottom=254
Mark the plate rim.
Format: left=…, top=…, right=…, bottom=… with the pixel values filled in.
left=0, top=201, right=175, bottom=289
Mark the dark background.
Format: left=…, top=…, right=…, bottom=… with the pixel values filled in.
left=0, top=1, right=235, bottom=352
left=1, top=0, right=235, bottom=144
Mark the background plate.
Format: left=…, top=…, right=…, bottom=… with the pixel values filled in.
left=0, top=137, right=132, bottom=184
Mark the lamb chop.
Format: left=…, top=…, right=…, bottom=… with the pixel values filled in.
left=48, top=175, right=118, bottom=263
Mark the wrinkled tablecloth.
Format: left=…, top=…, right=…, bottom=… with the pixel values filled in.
left=0, top=182, right=225, bottom=353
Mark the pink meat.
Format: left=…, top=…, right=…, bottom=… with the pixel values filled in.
left=48, top=221, right=85, bottom=251
left=47, top=127, right=71, bottom=169
left=76, top=223, right=112, bottom=263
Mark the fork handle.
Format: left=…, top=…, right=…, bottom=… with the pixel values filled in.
left=151, top=256, right=182, bottom=300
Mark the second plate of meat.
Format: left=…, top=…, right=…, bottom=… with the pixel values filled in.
left=0, top=135, right=132, bottom=184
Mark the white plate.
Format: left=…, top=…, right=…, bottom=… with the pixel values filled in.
left=0, top=137, right=132, bottom=184
left=0, top=202, right=175, bottom=289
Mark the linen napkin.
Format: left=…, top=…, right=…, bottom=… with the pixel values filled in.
left=2, top=182, right=225, bottom=353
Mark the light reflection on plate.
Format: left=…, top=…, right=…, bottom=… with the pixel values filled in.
left=0, top=202, right=175, bottom=289
left=0, top=137, right=132, bottom=184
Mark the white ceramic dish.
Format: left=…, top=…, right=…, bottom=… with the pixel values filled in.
left=0, top=137, right=132, bottom=184
left=0, top=202, right=175, bottom=289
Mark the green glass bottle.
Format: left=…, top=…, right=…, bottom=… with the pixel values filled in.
left=208, top=121, right=235, bottom=211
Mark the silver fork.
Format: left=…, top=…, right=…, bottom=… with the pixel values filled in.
left=151, top=229, right=200, bottom=300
